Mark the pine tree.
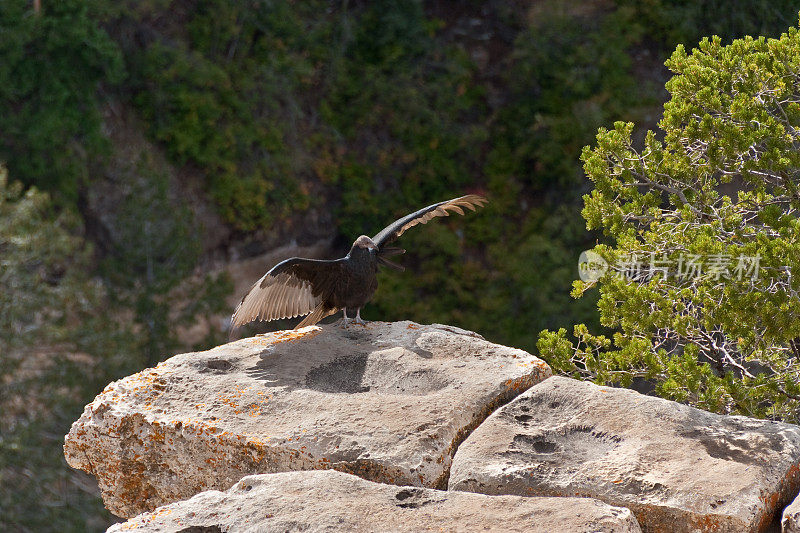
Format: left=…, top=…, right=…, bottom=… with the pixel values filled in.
left=540, top=23, right=800, bottom=422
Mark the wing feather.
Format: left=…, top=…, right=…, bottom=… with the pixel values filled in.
left=230, top=257, right=344, bottom=335
left=296, top=303, right=338, bottom=329
left=276, top=282, right=287, bottom=317
left=291, top=291, right=302, bottom=316
left=371, top=194, right=487, bottom=248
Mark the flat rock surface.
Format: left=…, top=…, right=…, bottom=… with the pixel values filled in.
left=64, top=321, right=549, bottom=518
left=108, top=469, right=642, bottom=533
left=449, top=376, right=800, bottom=533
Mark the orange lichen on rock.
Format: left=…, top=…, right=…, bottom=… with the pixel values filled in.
left=117, top=504, right=174, bottom=530
left=250, top=327, right=322, bottom=347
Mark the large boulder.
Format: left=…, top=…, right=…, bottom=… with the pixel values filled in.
left=108, top=469, right=642, bottom=533
left=64, top=322, right=550, bottom=518
left=449, top=376, right=800, bottom=533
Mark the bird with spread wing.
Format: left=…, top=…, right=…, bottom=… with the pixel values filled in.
left=229, top=195, right=487, bottom=337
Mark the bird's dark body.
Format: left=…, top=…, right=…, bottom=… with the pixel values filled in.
left=339, top=247, right=379, bottom=310
left=318, top=247, right=379, bottom=311
left=268, top=245, right=378, bottom=310
left=230, top=195, right=486, bottom=335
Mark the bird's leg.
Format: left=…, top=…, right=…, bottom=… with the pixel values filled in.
left=338, top=308, right=352, bottom=328
left=353, top=308, right=367, bottom=326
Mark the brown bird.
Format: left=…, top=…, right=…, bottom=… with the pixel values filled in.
left=229, top=195, right=487, bottom=337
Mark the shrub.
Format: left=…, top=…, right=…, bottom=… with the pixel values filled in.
left=539, top=25, right=800, bottom=421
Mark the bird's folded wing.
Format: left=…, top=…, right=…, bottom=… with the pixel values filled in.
left=371, top=194, right=487, bottom=248
left=230, top=257, right=343, bottom=331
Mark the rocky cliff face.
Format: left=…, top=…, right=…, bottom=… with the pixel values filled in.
left=64, top=322, right=800, bottom=532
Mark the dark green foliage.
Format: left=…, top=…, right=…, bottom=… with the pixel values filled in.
left=0, top=167, right=131, bottom=531
left=322, top=1, right=485, bottom=235
left=617, top=0, right=798, bottom=48
left=0, top=0, right=124, bottom=199
left=2, top=413, right=116, bottom=533
left=99, top=161, right=197, bottom=365
left=128, top=0, right=328, bottom=230
left=132, top=39, right=302, bottom=230
left=491, top=8, right=642, bottom=191
left=98, top=158, right=232, bottom=366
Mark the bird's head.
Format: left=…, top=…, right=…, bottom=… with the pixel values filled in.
left=352, top=235, right=378, bottom=252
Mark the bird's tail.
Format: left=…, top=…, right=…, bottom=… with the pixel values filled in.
left=377, top=246, right=406, bottom=271
left=379, top=247, right=405, bottom=257
left=228, top=315, right=243, bottom=341
left=295, top=303, right=337, bottom=329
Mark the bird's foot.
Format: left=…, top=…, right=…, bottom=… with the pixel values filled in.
left=353, top=309, right=367, bottom=327
left=337, top=310, right=367, bottom=328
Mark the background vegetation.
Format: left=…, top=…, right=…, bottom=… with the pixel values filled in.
left=1, top=0, right=798, bottom=530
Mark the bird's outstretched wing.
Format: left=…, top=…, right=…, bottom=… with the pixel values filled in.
left=230, top=257, right=343, bottom=335
left=371, top=194, right=488, bottom=248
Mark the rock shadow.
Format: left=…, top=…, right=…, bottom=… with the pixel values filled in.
left=242, top=325, right=446, bottom=395
left=680, top=422, right=789, bottom=465
left=305, top=354, right=370, bottom=393
left=244, top=346, right=370, bottom=393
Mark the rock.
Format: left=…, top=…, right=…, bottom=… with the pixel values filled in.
left=64, top=322, right=550, bottom=518
left=108, top=469, right=642, bottom=533
left=783, top=494, right=800, bottom=533
left=449, top=376, right=800, bottom=533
